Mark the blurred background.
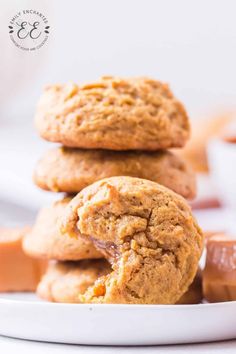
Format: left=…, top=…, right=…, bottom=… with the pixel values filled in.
left=1, top=0, right=236, bottom=230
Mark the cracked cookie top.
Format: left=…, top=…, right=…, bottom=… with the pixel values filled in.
left=61, top=177, right=203, bottom=304
left=35, top=76, right=190, bottom=150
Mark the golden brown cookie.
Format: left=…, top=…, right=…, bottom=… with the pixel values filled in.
left=61, top=176, right=203, bottom=304
left=35, top=77, right=190, bottom=150
left=23, top=198, right=102, bottom=261
left=37, top=259, right=111, bottom=303
left=34, top=147, right=196, bottom=199
left=177, top=269, right=202, bottom=304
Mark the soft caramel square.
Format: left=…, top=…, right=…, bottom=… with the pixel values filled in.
left=0, top=227, right=47, bottom=292
left=203, top=234, right=236, bottom=302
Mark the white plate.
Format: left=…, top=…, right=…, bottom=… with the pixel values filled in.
left=0, top=293, right=236, bottom=345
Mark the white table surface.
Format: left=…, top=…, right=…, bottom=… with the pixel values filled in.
left=0, top=336, right=236, bottom=353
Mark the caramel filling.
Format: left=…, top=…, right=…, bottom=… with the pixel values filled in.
left=90, top=237, right=120, bottom=263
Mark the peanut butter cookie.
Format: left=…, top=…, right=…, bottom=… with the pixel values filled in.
left=37, top=260, right=111, bottom=303
left=34, top=147, right=196, bottom=199
left=35, top=77, right=190, bottom=150
left=61, top=177, right=203, bottom=304
left=23, top=198, right=102, bottom=261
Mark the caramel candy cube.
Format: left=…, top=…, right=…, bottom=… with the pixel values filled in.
left=0, top=227, right=47, bottom=292
left=203, top=234, right=236, bottom=302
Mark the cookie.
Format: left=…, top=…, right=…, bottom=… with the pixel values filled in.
left=37, top=259, right=111, bottom=303
left=61, top=176, right=203, bottom=304
left=176, top=269, right=202, bottom=304
left=35, top=76, right=190, bottom=150
left=23, top=198, right=102, bottom=261
left=34, top=147, right=196, bottom=199
left=38, top=260, right=202, bottom=304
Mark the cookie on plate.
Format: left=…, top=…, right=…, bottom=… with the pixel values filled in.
left=34, top=147, right=196, bottom=199
left=61, top=176, right=203, bottom=304
left=23, top=198, right=102, bottom=261
left=35, top=76, right=190, bottom=150
left=37, top=259, right=111, bottom=303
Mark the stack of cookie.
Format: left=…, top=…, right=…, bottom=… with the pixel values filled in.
left=23, top=76, right=200, bottom=303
